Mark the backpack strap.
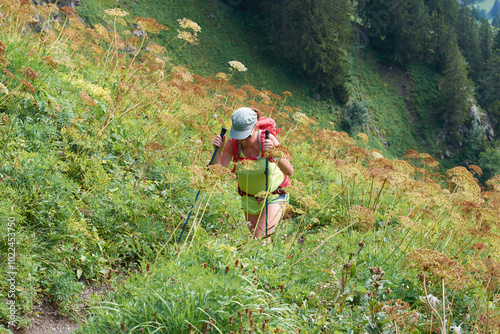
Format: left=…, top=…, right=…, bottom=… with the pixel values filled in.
left=280, top=174, right=291, bottom=188
left=231, top=138, right=239, bottom=173
left=258, top=130, right=265, bottom=157
left=231, top=137, right=260, bottom=173
left=231, top=132, right=285, bottom=173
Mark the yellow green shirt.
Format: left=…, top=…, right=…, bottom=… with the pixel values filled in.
left=234, top=148, right=286, bottom=214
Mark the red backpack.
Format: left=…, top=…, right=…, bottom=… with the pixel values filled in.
left=231, top=116, right=291, bottom=198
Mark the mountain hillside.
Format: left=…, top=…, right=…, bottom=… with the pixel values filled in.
left=0, top=1, right=499, bottom=333
left=75, top=0, right=500, bottom=174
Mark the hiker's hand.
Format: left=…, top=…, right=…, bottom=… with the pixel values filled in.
left=212, top=134, right=226, bottom=148
left=263, top=139, right=274, bottom=151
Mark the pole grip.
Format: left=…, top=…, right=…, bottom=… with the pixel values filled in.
left=220, top=127, right=227, bottom=139
left=264, top=130, right=270, bottom=155
left=208, top=127, right=228, bottom=166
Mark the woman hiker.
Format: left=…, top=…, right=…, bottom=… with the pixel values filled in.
left=212, top=107, right=293, bottom=238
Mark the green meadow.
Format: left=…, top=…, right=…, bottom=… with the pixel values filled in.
left=0, top=1, right=499, bottom=333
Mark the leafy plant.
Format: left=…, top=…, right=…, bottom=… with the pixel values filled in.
left=341, top=101, right=370, bottom=134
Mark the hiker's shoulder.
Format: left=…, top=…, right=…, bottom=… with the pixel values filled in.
left=224, top=138, right=236, bottom=153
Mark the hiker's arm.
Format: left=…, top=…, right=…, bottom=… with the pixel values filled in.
left=276, top=156, right=293, bottom=176
left=263, top=135, right=293, bottom=176
left=212, top=135, right=232, bottom=168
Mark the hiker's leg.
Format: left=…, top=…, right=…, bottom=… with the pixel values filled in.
left=245, top=212, right=260, bottom=236
left=251, top=203, right=284, bottom=238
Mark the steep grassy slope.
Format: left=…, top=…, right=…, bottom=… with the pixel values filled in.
left=78, top=0, right=306, bottom=96
left=78, top=0, right=437, bottom=160
left=350, top=51, right=422, bottom=158
left=0, top=2, right=499, bottom=334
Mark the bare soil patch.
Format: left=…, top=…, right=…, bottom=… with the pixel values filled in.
left=8, top=283, right=110, bottom=334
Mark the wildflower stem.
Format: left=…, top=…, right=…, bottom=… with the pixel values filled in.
left=371, top=178, right=387, bottom=212
left=45, top=16, right=70, bottom=55
left=127, top=35, right=147, bottom=72
left=450, top=235, right=478, bottom=260
left=422, top=275, right=445, bottom=331
left=349, top=176, right=357, bottom=207
left=442, top=278, right=447, bottom=334
left=287, top=208, right=308, bottom=250
left=367, top=177, right=374, bottom=208
left=290, top=222, right=355, bottom=267
left=170, top=40, right=189, bottom=60
left=183, top=185, right=217, bottom=256
left=380, top=228, right=413, bottom=267
left=380, top=195, right=399, bottom=242
left=486, top=285, right=491, bottom=333
left=390, top=231, right=417, bottom=269
left=311, top=190, right=343, bottom=221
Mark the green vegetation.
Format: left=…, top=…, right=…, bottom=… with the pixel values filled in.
left=438, top=44, right=474, bottom=129
left=478, top=51, right=500, bottom=128
left=348, top=51, right=421, bottom=158
left=0, top=1, right=499, bottom=334
left=250, top=0, right=352, bottom=103
left=357, top=0, right=500, bottom=160
left=341, top=101, right=369, bottom=134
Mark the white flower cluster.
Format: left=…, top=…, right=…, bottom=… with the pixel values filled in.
left=177, top=31, right=198, bottom=44
left=420, top=294, right=441, bottom=308
left=104, top=8, right=129, bottom=17
left=0, top=83, right=8, bottom=95
left=228, top=61, right=247, bottom=72
left=176, top=18, right=201, bottom=44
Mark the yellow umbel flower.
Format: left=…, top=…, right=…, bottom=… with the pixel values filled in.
left=349, top=205, right=374, bottom=232
left=0, top=83, right=8, bottom=95
left=177, top=18, right=201, bottom=32
left=73, top=77, right=112, bottom=104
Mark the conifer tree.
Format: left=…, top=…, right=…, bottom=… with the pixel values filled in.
left=358, top=0, right=428, bottom=64
left=479, top=18, right=493, bottom=62
left=437, top=0, right=459, bottom=29
left=260, top=0, right=352, bottom=103
left=438, top=43, right=474, bottom=129
left=493, top=14, right=500, bottom=27
left=472, top=5, right=488, bottom=20
left=429, top=8, right=455, bottom=72
left=457, top=4, right=482, bottom=80
left=393, top=0, right=429, bottom=64
left=357, top=0, right=392, bottom=53
left=493, top=30, right=500, bottom=51
left=478, top=51, right=500, bottom=126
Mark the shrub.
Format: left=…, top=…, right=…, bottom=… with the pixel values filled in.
left=41, top=270, right=84, bottom=315
left=478, top=141, right=500, bottom=180
left=342, top=101, right=369, bottom=132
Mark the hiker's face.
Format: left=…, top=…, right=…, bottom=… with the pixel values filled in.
left=240, top=125, right=258, bottom=144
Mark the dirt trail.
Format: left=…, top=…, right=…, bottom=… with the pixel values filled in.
left=9, top=283, right=109, bottom=334
left=11, top=302, right=79, bottom=334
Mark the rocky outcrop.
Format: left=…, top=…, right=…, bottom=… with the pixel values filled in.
left=469, top=100, right=495, bottom=141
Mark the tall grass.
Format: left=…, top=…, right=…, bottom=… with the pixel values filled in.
left=0, top=2, right=498, bottom=333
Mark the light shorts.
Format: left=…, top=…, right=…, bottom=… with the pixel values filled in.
left=241, top=193, right=289, bottom=215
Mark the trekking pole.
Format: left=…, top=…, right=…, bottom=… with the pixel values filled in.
left=178, top=127, right=227, bottom=243
left=264, top=130, right=270, bottom=236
